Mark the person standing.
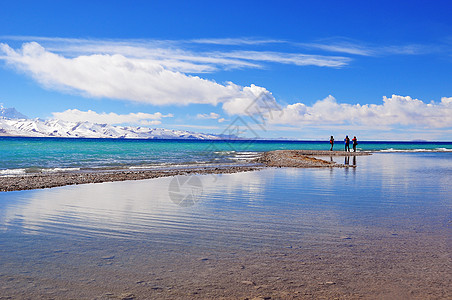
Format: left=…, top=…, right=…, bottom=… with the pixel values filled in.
left=329, top=136, right=334, bottom=151
left=344, top=135, right=350, bottom=152
left=352, top=136, right=358, bottom=152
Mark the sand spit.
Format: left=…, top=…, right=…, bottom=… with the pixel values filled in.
left=0, top=165, right=263, bottom=192
left=0, top=150, right=370, bottom=192
left=257, top=150, right=370, bottom=168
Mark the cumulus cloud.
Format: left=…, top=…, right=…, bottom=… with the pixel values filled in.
left=1, top=38, right=449, bottom=134
left=268, top=95, right=452, bottom=128
left=0, top=37, right=260, bottom=72
left=222, top=85, right=282, bottom=117
left=52, top=109, right=172, bottom=125
left=0, top=42, right=280, bottom=107
left=1, top=37, right=352, bottom=69
left=0, top=39, right=362, bottom=116
left=196, top=112, right=220, bottom=119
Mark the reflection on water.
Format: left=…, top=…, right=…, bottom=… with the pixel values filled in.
left=0, top=153, right=451, bottom=250
left=343, top=155, right=357, bottom=166
left=0, top=152, right=451, bottom=299
left=324, top=155, right=357, bottom=166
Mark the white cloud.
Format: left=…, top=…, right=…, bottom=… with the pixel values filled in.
left=381, top=45, right=429, bottom=55
left=222, top=85, right=281, bottom=116
left=190, top=38, right=285, bottom=45
left=299, top=38, right=434, bottom=56
left=139, top=120, right=163, bottom=126
left=268, top=95, right=452, bottom=128
left=300, top=42, right=374, bottom=56
left=0, top=37, right=259, bottom=72
left=196, top=112, right=220, bottom=119
left=0, top=39, right=352, bottom=112
left=0, top=37, right=351, bottom=73
left=218, top=118, right=226, bottom=123
left=3, top=42, right=313, bottom=109
left=441, top=96, right=452, bottom=104
left=1, top=42, right=273, bottom=106
left=172, top=124, right=220, bottom=130
left=51, top=109, right=172, bottom=125
left=2, top=37, right=449, bottom=136
left=217, top=50, right=349, bottom=67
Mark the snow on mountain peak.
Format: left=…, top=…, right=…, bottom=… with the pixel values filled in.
left=0, top=105, right=28, bottom=119
left=0, top=105, right=232, bottom=139
left=0, top=113, right=223, bottom=140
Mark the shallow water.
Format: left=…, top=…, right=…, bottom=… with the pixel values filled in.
left=1, top=153, right=450, bottom=241
left=0, top=153, right=451, bottom=299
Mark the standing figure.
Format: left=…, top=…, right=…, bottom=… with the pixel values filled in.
left=352, top=136, right=358, bottom=152
left=329, top=136, right=334, bottom=151
left=344, top=135, right=350, bottom=152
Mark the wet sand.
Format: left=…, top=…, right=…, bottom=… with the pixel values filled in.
left=0, top=150, right=369, bottom=192
left=1, top=230, right=449, bottom=299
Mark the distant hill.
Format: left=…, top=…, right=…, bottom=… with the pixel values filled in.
left=0, top=106, right=225, bottom=140
left=0, top=105, right=28, bottom=119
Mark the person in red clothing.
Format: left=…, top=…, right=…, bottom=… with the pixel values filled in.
left=329, top=136, right=334, bottom=151
left=352, top=136, right=358, bottom=152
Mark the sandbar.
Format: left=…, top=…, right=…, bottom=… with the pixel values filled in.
left=0, top=150, right=370, bottom=192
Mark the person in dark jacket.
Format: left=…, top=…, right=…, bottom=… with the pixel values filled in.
left=344, top=136, right=350, bottom=152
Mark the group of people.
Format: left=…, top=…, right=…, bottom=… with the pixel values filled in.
left=329, top=135, right=358, bottom=152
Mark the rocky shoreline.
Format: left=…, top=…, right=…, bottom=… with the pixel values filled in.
left=0, top=150, right=371, bottom=192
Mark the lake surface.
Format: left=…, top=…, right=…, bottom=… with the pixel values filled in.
left=0, top=152, right=451, bottom=298
left=1, top=136, right=452, bottom=175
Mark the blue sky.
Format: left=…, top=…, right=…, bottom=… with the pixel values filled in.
left=1, top=0, right=452, bottom=140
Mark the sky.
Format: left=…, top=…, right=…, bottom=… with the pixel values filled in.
left=0, top=0, right=452, bottom=140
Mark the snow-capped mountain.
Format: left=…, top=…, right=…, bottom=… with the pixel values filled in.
left=0, top=104, right=28, bottom=119
left=0, top=106, right=221, bottom=139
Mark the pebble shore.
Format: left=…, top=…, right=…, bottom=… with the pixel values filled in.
left=0, top=150, right=371, bottom=192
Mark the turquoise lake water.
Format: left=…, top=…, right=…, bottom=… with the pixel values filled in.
left=1, top=152, right=450, bottom=242
left=0, top=147, right=451, bottom=297
left=0, top=152, right=450, bottom=298
left=1, top=136, right=452, bottom=175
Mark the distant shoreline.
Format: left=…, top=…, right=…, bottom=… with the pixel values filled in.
left=2, top=135, right=452, bottom=143
left=0, top=150, right=370, bottom=192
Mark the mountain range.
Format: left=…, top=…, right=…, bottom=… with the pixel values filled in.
left=0, top=105, right=223, bottom=139
left=0, top=105, right=29, bottom=119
